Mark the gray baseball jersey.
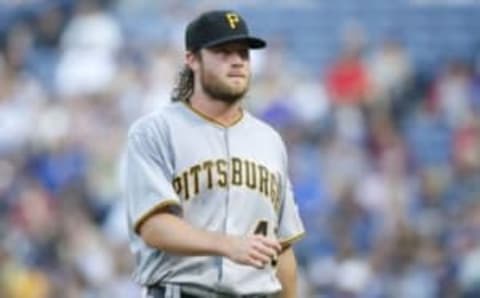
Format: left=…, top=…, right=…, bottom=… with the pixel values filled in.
left=123, top=101, right=305, bottom=295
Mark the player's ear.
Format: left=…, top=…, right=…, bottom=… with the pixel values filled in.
left=185, top=51, right=200, bottom=72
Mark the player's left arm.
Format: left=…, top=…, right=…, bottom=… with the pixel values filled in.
left=276, top=245, right=298, bottom=298
left=274, top=133, right=304, bottom=298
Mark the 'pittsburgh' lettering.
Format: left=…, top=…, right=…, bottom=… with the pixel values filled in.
left=172, top=158, right=280, bottom=208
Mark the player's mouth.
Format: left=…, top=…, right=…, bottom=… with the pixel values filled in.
left=227, top=72, right=246, bottom=78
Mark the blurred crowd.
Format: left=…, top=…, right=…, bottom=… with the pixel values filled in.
left=1, top=0, right=480, bottom=297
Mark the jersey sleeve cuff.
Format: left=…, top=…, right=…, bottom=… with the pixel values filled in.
left=279, top=231, right=306, bottom=247
left=133, top=199, right=182, bottom=234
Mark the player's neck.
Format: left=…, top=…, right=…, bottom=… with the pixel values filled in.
left=189, top=94, right=243, bottom=127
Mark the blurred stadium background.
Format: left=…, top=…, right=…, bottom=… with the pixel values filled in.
left=1, top=0, right=480, bottom=297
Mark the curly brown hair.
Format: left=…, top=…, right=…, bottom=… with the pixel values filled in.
left=170, top=65, right=194, bottom=102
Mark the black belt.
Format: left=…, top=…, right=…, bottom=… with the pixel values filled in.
left=147, top=284, right=275, bottom=298
left=148, top=285, right=197, bottom=298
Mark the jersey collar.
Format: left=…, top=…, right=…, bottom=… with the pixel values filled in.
left=181, top=101, right=244, bottom=128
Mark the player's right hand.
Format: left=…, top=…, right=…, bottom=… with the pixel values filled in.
left=223, top=235, right=281, bottom=269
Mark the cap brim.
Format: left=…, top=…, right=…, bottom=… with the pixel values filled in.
left=202, top=35, right=266, bottom=49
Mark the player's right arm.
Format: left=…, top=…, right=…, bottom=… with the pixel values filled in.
left=139, top=210, right=281, bottom=269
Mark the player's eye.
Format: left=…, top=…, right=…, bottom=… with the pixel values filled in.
left=211, top=45, right=249, bottom=60
left=224, top=48, right=249, bottom=60
left=238, top=49, right=249, bottom=60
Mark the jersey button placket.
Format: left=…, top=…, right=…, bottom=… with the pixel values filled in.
left=219, top=126, right=231, bottom=284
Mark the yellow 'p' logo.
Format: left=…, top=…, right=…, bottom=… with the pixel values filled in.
left=225, top=13, right=240, bottom=29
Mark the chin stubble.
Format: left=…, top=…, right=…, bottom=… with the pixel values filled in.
left=200, top=66, right=249, bottom=103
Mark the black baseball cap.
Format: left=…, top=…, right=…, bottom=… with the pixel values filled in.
left=185, top=10, right=266, bottom=52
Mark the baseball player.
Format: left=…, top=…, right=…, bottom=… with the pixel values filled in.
left=124, top=10, right=305, bottom=298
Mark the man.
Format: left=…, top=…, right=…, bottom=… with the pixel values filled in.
left=124, top=10, right=305, bottom=298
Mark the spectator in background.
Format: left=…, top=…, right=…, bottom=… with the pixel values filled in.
left=405, top=99, right=453, bottom=170
left=29, top=2, right=67, bottom=91
left=430, top=60, right=474, bottom=129
left=368, top=38, right=413, bottom=103
left=325, top=46, right=370, bottom=107
left=0, top=22, right=46, bottom=154
left=357, top=113, right=412, bottom=237
left=455, top=202, right=480, bottom=297
left=325, top=22, right=370, bottom=107
left=368, top=38, right=414, bottom=125
left=56, top=0, right=123, bottom=97
left=324, top=23, right=370, bottom=143
left=446, top=116, right=480, bottom=212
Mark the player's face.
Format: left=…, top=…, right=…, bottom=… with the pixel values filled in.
left=198, top=41, right=251, bottom=104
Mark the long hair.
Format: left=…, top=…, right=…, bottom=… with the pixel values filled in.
left=171, top=65, right=194, bottom=102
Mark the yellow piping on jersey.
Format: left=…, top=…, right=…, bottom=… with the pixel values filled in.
left=279, top=231, right=306, bottom=248
left=181, top=101, right=244, bottom=128
left=133, top=199, right=182, bottom=234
